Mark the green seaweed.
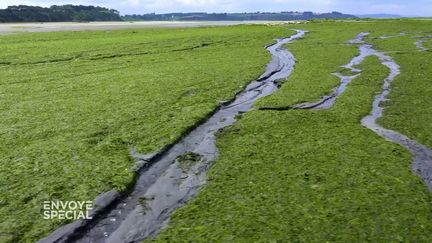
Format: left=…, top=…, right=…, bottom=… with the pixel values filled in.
left=0, top=25, right=294, bottom=242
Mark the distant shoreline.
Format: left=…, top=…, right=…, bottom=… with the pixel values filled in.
left=0, top=21, right=302, bottom=34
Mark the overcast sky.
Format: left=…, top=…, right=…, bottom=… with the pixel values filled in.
left=0, top=0, right=431, bottom=16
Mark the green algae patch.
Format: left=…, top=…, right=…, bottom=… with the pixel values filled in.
left=154, top=30, right=432, bottom=242
left=0, top=25, right=294, bottom=242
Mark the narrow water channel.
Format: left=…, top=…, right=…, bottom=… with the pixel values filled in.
left=40, top=30, right=307, bottom=243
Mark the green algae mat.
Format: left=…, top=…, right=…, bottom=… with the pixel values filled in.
left=1, top=19, right=432, bottom=242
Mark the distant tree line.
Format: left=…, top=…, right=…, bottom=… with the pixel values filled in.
left=0, top=5, right=357, bottom=23
left=0, top=5, right=122, bottom=22
left=123, top=11, right=357, bottom=21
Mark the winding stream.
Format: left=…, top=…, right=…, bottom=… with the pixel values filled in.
left=415, top=36, right=431, bottom=52
left=297, top=32, right=432, bottom=190
left=415, top=39, right=428, bottom=51
left=40, top=30, right=306, bottom=243
left=356, top=33, right=432, bottom=190
left=259, top=32, right=432, bottom=191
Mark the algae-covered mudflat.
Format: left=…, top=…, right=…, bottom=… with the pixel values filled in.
left=1, top=19, right=432, bottom=242
left=0, top=21, right=294, bottom=34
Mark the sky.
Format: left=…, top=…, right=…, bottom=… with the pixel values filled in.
left=0, top=0, right=431, bottom=16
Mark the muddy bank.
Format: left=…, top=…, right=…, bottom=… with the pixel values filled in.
left=39, top=30, right=306, bottom=243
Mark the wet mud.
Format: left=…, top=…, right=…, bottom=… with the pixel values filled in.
left=39, top=30, right=306, bottom=243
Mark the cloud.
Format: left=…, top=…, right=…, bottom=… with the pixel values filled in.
left=128, top=0, right=141, bottom=7
left=176, top=0, right=217, bottom=6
